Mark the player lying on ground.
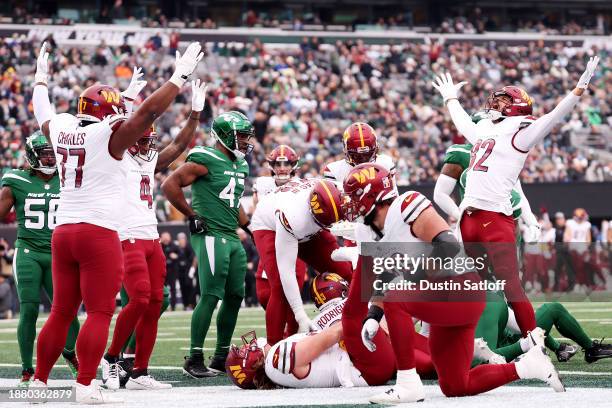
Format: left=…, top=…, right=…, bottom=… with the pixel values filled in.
left=433, top=55, right=599, bottom=337
left=474, top=291, right=612, bottom=364
left=162, top=111, right=255, bottom=378
left=344, top=163, right=564, bottom=404
left=323, top=122, right=396, bottom=191
left=101, top=76, right=208, bottom=390
left=250, top=179, right=353, bottom=346
left=30, top=41, right=203, bottom=403
left=252, top=145, right=307, bottom=310
left=0, top=132, right=80, bottom=385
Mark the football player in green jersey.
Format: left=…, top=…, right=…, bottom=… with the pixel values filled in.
left=162, top=111, right=254, bottom=378
left=0, top=132, right=80, bottom=386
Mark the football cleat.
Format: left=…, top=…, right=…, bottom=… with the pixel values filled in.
left=473, top=338, right=506, bottom=364
left=527, top=327, right=546, bottom=349
left=19, top=368, right=34, bottom=387
left=125, top=375, right=172, bottom=390
left=182, top=355, right=218, bottom=378
left=29, top=379, right=47, bottom=403
left=117, top=356, right=134, bottom=388
left=62, top=350, right=79, bottom=379
left=515, top=346, right=565, bottom=392
left=555, top=343, right=578, bottom=362
left=76, top=381, right=123, bottom=404
left=101, top=355, right=120, bottom=390
left=208, top=355, right=227, bottom=374
left=369, top=385, right=425, bottom=405
left=585, top=339, right=612, bottom=364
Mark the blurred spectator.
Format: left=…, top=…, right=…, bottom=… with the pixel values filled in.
left=239, top=229, right=259, bottom=307
left=161, top=231, right=181, bottom=310
left=0, top=273, right=12, bottom=319
left=176, top=232, right=196, bottom=310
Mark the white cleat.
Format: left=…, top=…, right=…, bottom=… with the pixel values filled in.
left=474, top=338, right=506, bottom=364
left=369, top=384, right=425, bottom=405
left=101, top=358, right=120, bottom=391
left=125, top=375, right=172, bottom=390
left=29, top=379, right=48, bottom=404
left=515, top=345, right=565, bottom=392
left=528, top=327, right=546, bottom=348
left=76, top=381, right=124, bottom=404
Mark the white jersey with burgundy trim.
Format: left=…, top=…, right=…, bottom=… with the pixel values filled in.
left=265, top=332, right=367, bottom=388
left=461, top=116, right=535, bottom=216
left=251, top=178, right=321, bottom=242
left=323, top=154, right=396, bottom=191
left=312, top=298, right=346, bottom=331
left=118, top=152, right=158, bottom=241
left=253, top=176, right=277, bottom=197
left=49, top=112, right=127, bottom=231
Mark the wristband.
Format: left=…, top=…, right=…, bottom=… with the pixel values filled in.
left=363, top=305, right=384, bottom=325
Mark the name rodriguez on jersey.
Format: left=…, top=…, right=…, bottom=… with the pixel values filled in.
left=373, top=279, right=507, bottom=292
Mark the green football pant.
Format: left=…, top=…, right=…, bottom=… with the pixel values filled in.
left=189, top=235, right=246, bottom=358
left=13, top=247, right=80, bottom=371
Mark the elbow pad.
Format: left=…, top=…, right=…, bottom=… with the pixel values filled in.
left=431, top=230, right=460, bottom=260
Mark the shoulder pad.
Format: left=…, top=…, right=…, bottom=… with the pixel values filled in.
left=272, top=341, right=297, bottom=374
left=400, top=191, right=431, bottom=224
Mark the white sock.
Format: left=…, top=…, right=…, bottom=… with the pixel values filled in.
left=122, top=353, right=135, bottom=359
left=396, top=368, right=421, bottom=387
left=519, top=337, right=530, bottom=352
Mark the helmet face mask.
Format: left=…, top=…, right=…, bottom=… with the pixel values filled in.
left=129, top=126, right=158, bottom=164
left=343, top=164, right=397, bottom=223
left=25, top=132, right=57, bottom=175
left=484, top=86, right=533, bottom=119
left=226, top=330, right=272, bottom=390
left=343, top=122, right=378, bottom=166
left=267, top=145, right=300, bottom=185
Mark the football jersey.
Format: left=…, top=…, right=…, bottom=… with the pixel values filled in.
left=49, top=113, right=127, bottom=231
left=118, top=152, right=158, bottom=241
left=565, top=219, right=591, bottom=254
left=312, top=298, right=346, bottom=331
left=187, top=146, right=249, bottom=241
left=253, top=176, right=277, bottom=197
left=323, top=154, right=396, bottom=191
left=461, top=116, right=536, bottom=216
left=251, top=178, right=320, bottom=242
left=1, top=170, right=59, bottom=253
left=379, top=191, right=432, bottom=244
left=459, top=170, right=522, bottom=220
left=265, top=332, right=367, bottom=388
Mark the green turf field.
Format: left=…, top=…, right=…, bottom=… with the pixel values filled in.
left=0, top=301, right=610, bottom=391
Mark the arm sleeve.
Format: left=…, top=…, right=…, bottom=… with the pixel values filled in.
left=515, top=180, right=537, bottom=226
left=124, top=99, right=134, bottom=117
left=33, top=84, right=55, bottom=127
left=446, top=99, right=480, bottom=144
left=513, top=92, right=580, bottom=151
left=274, top=216, right=305, bottom=316
left=433, top=174, right=460, bottom=219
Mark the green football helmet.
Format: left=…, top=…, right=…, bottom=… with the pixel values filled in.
left=25, top=131, right=56, bottom=175
left=471, top=110, right=491, bottom=123
left=211, top=111, right=255, bottom=160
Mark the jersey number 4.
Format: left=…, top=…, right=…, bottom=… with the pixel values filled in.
left=219, top=177, right=244, bottom=208
left=140, top=175, right=153, bottom=209
left=57, top=147, right=86, bottom=188
left=469, top=139, right=495, bottom=172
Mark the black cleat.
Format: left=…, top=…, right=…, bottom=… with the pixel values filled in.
left=585, top=338, right=612, bottom=364
left=182, top=355, right=218, bottom=378
left=208, top=355, right=227, bottom=374
left=118, top=356, right=134, bottom=387
left=555, top=343, right=578, bottom=362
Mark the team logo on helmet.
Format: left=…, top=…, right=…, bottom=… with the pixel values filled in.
left=310, top=272, right=349, bottom=309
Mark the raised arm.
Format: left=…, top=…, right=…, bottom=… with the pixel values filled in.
left=109, top=42, right=204, bottom=159
left=32, top=42, right=55, bottom=139
left=432, top=73, right=479, bottom=143
left=155, top=80, right=207, bottom=173
left=512, top=56, right=599, bottom=152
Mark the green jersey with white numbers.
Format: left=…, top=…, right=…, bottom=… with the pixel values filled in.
left=1, top=170, right=59, bottom=253
left=443, top=144, right=522, bottom=220
left=186, top=146, right=249, bottom=240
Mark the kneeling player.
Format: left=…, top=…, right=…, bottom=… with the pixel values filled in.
left=344, top=163, right=564, bottom=404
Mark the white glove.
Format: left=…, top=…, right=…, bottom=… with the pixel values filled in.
left=524, top=224, right=542, bottom=244
left=35, top=42, right=50, bottom=85
left=331, top=246, right=359, bottom=270
left=361, top=318, right=379, bottom=352
left=191, top=79, right=208, bottom=112
left=169, top=42, right=205, bottom=88
left=121, top=67, right=147, bottom=100
left=431, top=72, right=467, bottom=103
left=576, top=56, right=600, bottom=89
left=329, top=221, right=357, bottom=240
left=295, top=310, right=316, bottom=333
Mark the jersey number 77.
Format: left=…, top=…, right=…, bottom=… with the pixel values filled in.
left=57, top=147, right=86, bottom=188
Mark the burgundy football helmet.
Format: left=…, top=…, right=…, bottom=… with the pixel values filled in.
left=128, top=124, right=158, bottom=163
left=484, top=86, right=533, bottom=119
left=343, top=163, right=397, bottom=222
left=77, top=84, right=126, bottom=123
left=225, top=331, right=270, bottom=390
left=310, top=272, right=349, bottom=309
left=267, top=145, right=300, bottom=184
left=309, top=180, right=347, bottom=228
left=343, top=122, right=378, bottom=166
